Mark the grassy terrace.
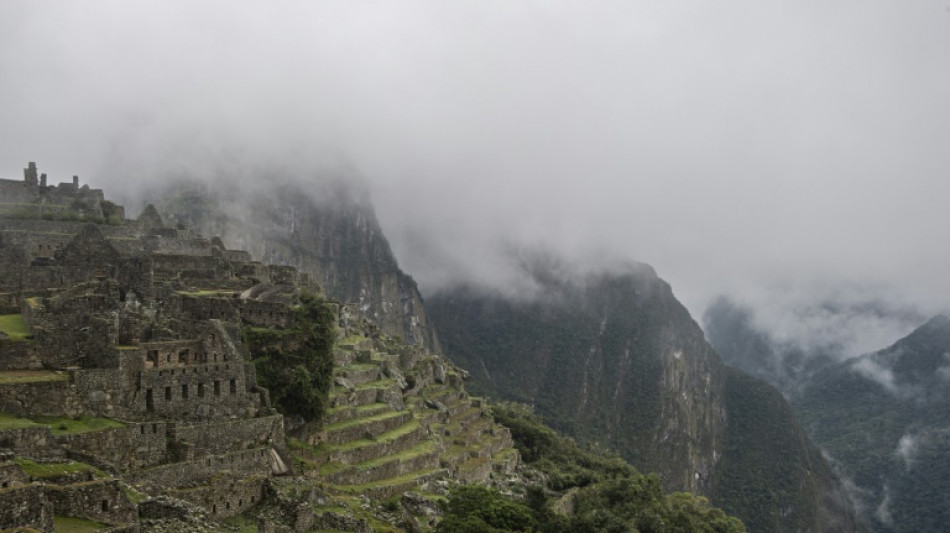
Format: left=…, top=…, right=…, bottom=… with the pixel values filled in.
left=356, top=439, right=437, bottom=471
left=331, top=467, right=444, bottom=494
left=0, top=370, right=70, bottom=384
left=333, top=419, right=420, bottom=453
left=0, top=411, right=43, bottom=430
left=35, top=416, right=125, bottom=435
left=53, top=516, right=110, bottom=533
left=15, top=458, right=105, bottom=479
left=0, top=314, right=31, bottom=340
left=324, top=409, right=407, bottom=432
left=0, top=411, right=124, bottom=435
left=175, top=290, right=236, bottom=297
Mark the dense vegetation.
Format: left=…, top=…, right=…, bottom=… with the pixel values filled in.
left=440, top=402, right=747, bottom=533
left=708, top=300, right=950, bottom=532
left=244, top=294, right=336, bottom=421
left=793, top=318, right=950, bottom=532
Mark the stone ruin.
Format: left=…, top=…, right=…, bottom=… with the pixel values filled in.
left=0, top=165, right=314, bottom=530
left=0, top=164, right=519, bottom=532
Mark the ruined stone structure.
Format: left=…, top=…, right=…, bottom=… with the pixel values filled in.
left=0, top=164, right=518, bottom=532
left=0, top=162, right=124, bottom=223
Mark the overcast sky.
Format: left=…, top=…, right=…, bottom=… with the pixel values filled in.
left=2, top=1, right=949, bottom=355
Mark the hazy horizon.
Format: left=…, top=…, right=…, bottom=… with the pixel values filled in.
left=2, top=1, right=949, bottom=356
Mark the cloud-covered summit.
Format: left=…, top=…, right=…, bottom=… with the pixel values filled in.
left=2, top=1, right=950, bottom=347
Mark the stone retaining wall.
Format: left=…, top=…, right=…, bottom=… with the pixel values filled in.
left=46, top=478, right=137, bottom=526
left=0, top=482, right=53, bottom=531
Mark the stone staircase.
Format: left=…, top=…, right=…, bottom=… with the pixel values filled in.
left=289, top=330, right=520, bottom=501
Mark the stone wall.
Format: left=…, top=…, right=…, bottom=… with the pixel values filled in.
left=46, top=478, right=137, bottom=526
left=172, top=415, right=284, bottom=458
left=0, top=483, right=53, bottom=531
left=133, top=362, right=259, bottom=419
left=0, top=340, right=42, bottom=370
left=238, top=300, right=293, bottom=329
left=0, top=380, right=82, bottom=418
left=0, top=427, right=60, bottom=460
left=169, top=474, right=269, bottom=519
left=129, top=446, right=273, bottom=493
left=57, top=422, right=169, bottom=473
left=0, top=460, right=29, bottom=489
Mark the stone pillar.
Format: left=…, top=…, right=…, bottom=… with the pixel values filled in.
left=40, top=174, right=47, bottom=187
left=23, top=162, right=38, bottom=186
left=73, top=175, right=79, bottom=187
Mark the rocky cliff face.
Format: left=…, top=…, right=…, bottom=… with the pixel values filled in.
left=428, top=262, right=859, bottom=532
left=150, top=179, right=440, bottom=354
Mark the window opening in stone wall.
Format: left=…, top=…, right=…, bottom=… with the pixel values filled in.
left=230, top=379, right=236, bottom=394
left=182, top=383, right=188, bottom=399
left=152, top=423, right=158, bottom=433
left=145, top=389, right=154, bottom=412
left=198, top=382, right=205, bottom=398
left=165, top=386, right=171, bottom=401
left=101, top=500, right=109, bottom=512
left=214, top=380, right=220, bottom=396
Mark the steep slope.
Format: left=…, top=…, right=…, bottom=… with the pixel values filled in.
left=792, top=316, right=950, bottom=532
left=706, top=298, right=950, bottom=532
left=150, top=178, right=440, bottom=354
left=428, top=262, right=858, bottom=532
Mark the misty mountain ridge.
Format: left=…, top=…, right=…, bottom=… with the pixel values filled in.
left=429, top=259, right=859, bottom=532
left=706, top=300, right=950, bottom=532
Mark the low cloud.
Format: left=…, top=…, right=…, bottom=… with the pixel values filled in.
left=850, top=357, right=898, bottom=394
left=2, top=1, right=950, bottom=348
left=895, top=433, right=919, bottom=469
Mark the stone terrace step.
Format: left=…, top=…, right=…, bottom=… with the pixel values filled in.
left=324, top=403, right=391, bottom=426
left=422, top=386, right=464, bottom=407
left=447, top=405, right=483, bottom=425
left=328, top=420, right=426, bottom=465
left=445, top=417, right=493, bottom=447
left=324, top=410, right=412, bottom=445
left=326, top=440, right=440, bottom=486
left=352, top=467, right=448, bottom=501
left=333, top=364, right=381, bottom=386
left=329, top=379, right=399, bottom=408
left=455, top=456, right=492, bottom=483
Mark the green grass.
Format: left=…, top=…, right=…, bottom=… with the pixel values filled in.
left=34, top=416, right=125, bottom=435
left=16, top=459, right=104, bottom=480
left=338, top=334, right=367, bottom=345
left=176, top=290, right=234, bottom=297
left=222, top=514, right=258, bottom=533
left=0, top=411, right=44, bottom=430
left=324, top=409, right=406, bottom=432
left=0, top=314, right=31, bottom=340
left=332, top=419, right=420, bottom=453
left=356, top=439, right=437, bottom=470
left=0, top=370, right=70, bottom=384
left=53, top=515, right=109, bottom=532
